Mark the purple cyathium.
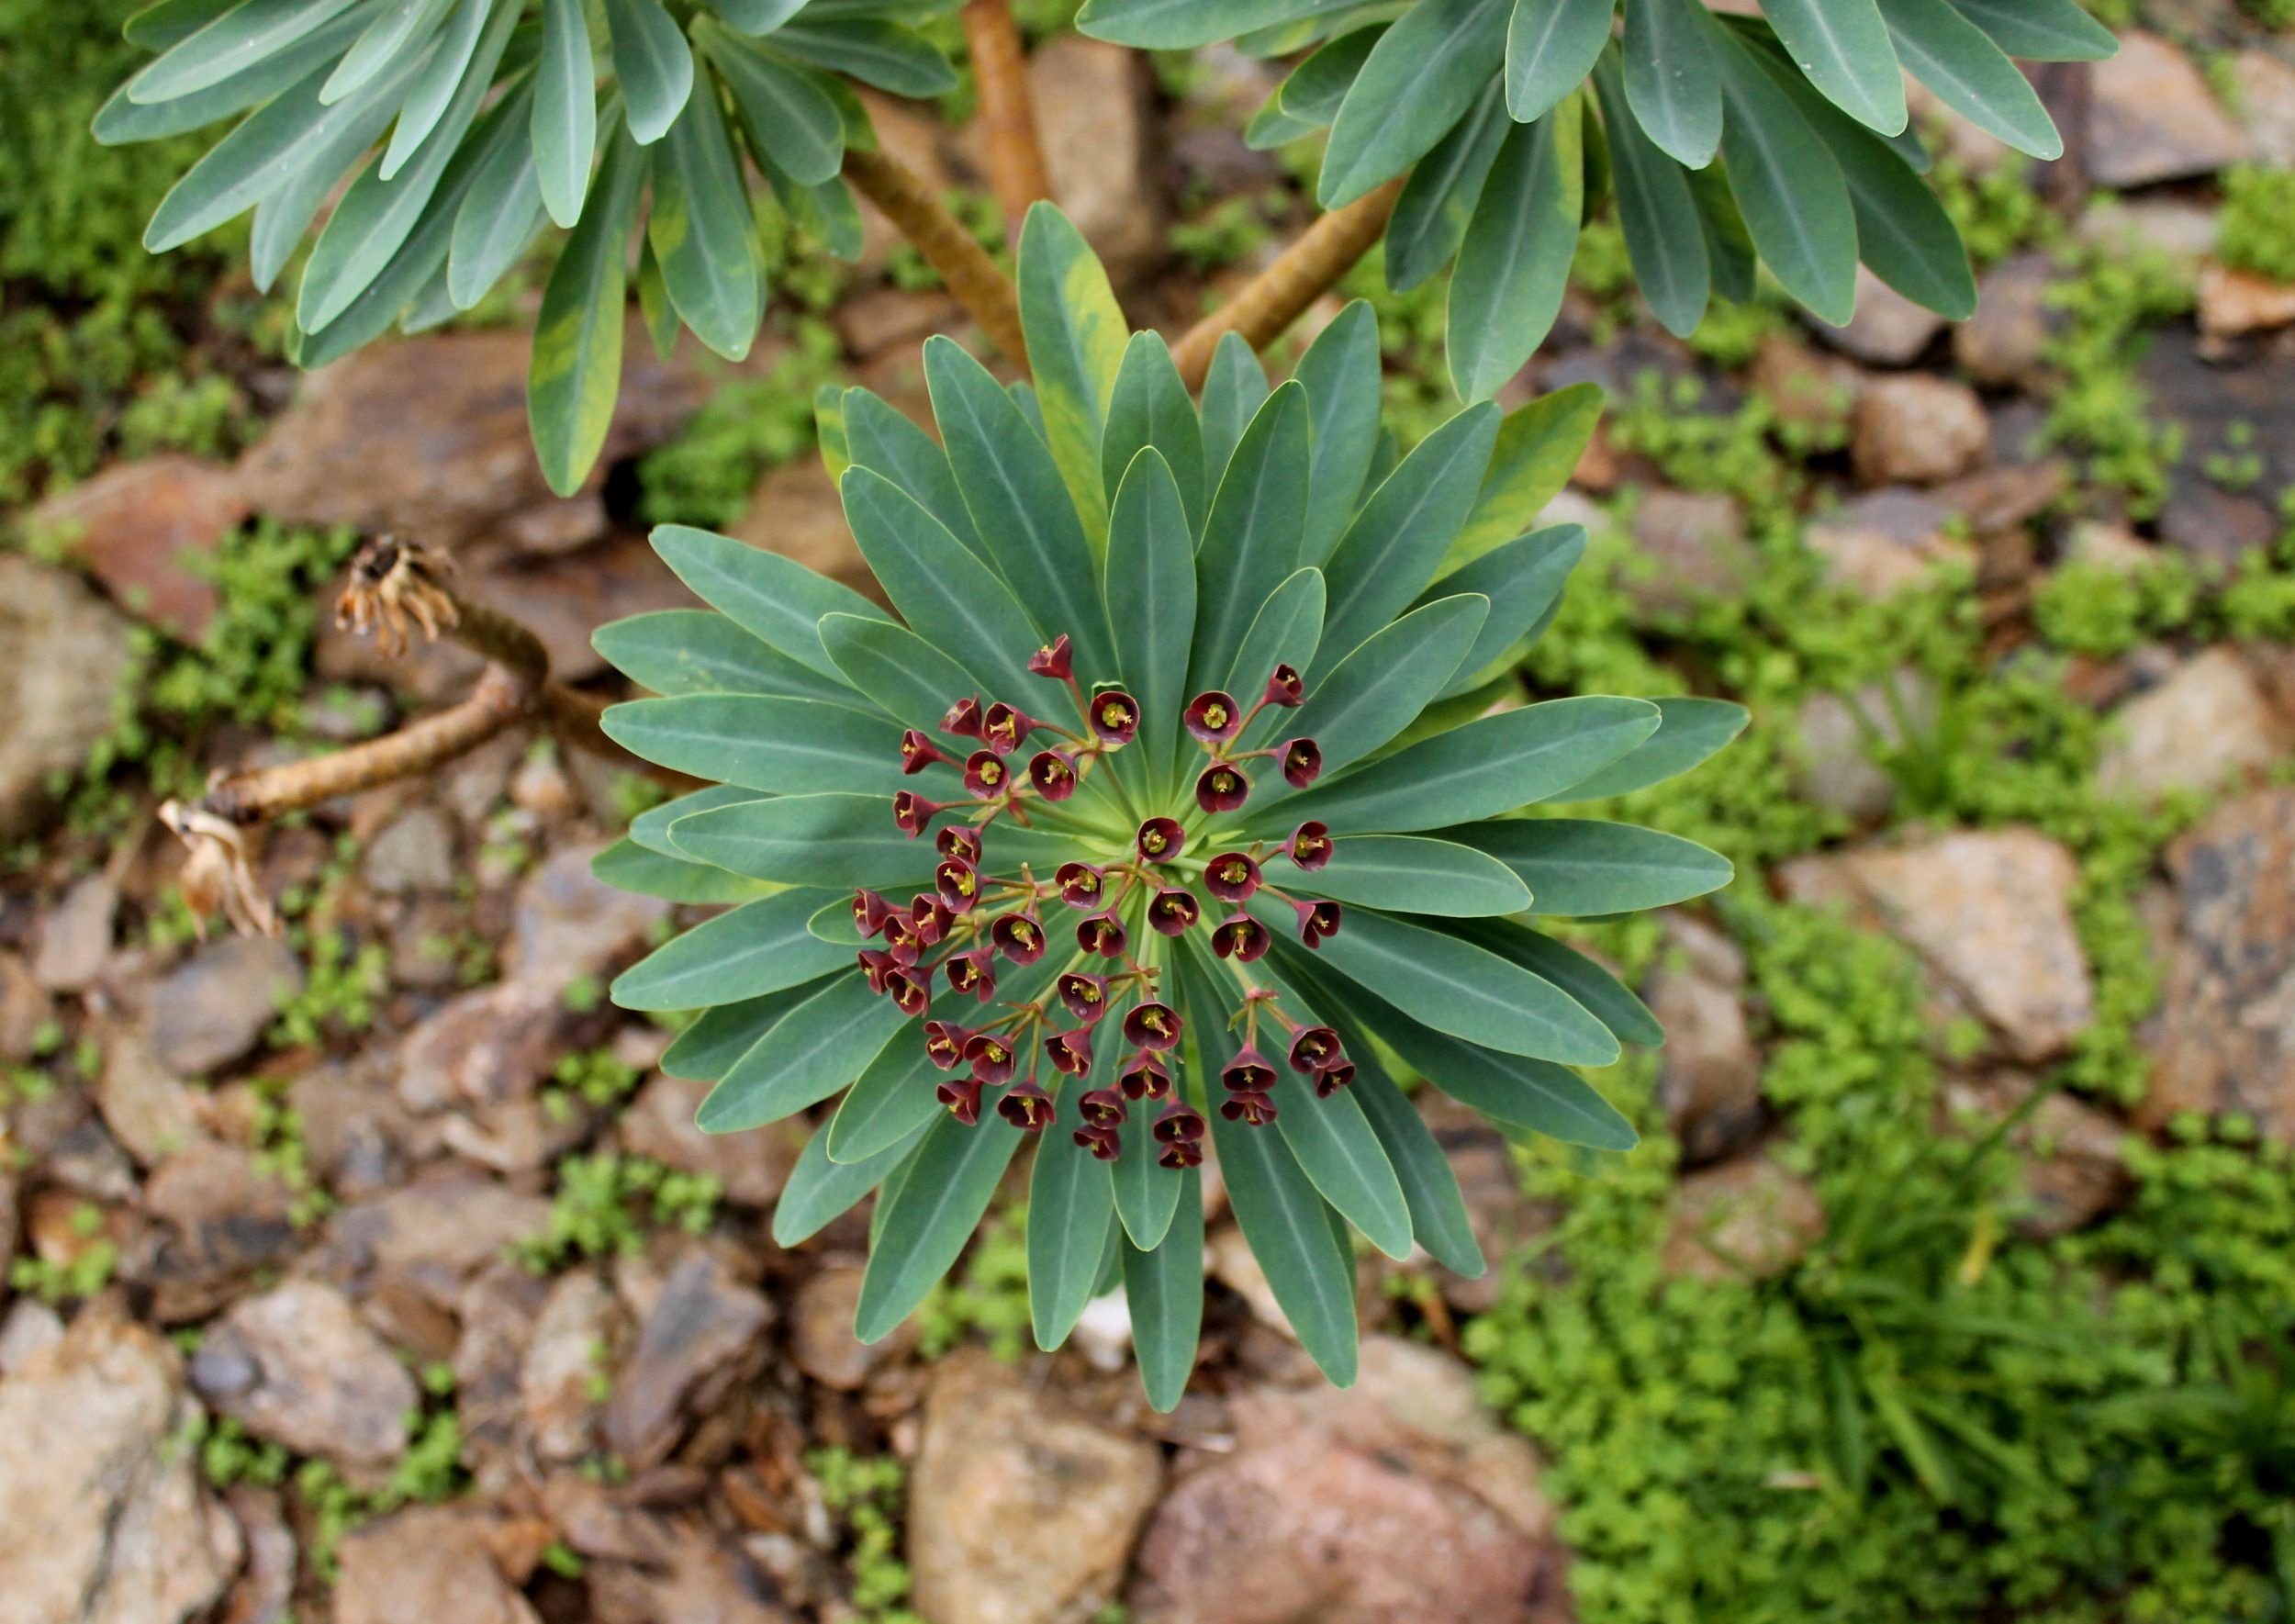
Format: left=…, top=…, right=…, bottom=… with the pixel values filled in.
left=853, top=634, right=1351, bottom=1166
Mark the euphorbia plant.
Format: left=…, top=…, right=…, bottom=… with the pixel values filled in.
left=590, top=209, right=1743, bottom=1398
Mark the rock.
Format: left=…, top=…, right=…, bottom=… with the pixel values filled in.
left=319, top=1173, right=554, bottom=1303
left=512, top=839, right=670, bottom=988
left=364, top=807, right=457, bottom=895
left=236, top=330, right=700, bottom=550
left=141, top=1144, right=299, bottom=1321
left=1747, top=333, right=1860, bottom=438
left=2198, top=262, right=2295, bottom=338
left=603, top=1250, right=771, bottom=1471
left=191, top=1279, right=417, bottom=1474
left=28, top=455, right=249, bottom=640
left=473, top=533, right=703, bottom=684
left=522, top=1268, right=619, bottom=1463
left=789, top=1260, right=914, bottom=1390
left=910, top=1350, right=1163, bottom=1624
left=2098, top=646, right=2288, bottom=803
left=1661, top=1156, right=1825, bottom=1282
left=0, top=952, right=50, bottom=1062
left=1626, top=489, right=1754, bottom=615
left=1793, top=670, right=1934, bottom=821
left=292, top=1058, right=417, bottom=1198
left=0, top=555, right=134, bottom=840
left=32, top=874, right=116, bottom=991
left=0, top=1311, right=241, bottom=1624
left=2087, top=31, right=2250, bottom=188
left=1942, top=1072, right=2129, bottom=1238
left=1415, top=1092, right=1558, bottom=1316
left=586, top=1518, right=792, bottom=1624
left=1805, top=488, right=1973, bottom=599
left=148, top=935, right=302, bottom=1077
left=2233, top=50, right=2295, bottom=168
left=1647, top=916, right=1763, bottom=1165
left=1954, top=252, right=2059, bottom=390
left=619, top=1075, right=805, bottom=1208
left=1809, top=265, right=1944, bottom=364
left=2144, top=789, right=2295, bottom=1138
left=1129, top=1338, right=1558, bottom=1624
left=1030, top=36, right=1163, bottom=282
left=453, top=1262, right=553, bottom=1492
left=1935, top=460, right=2067, bottom=543
left=1780, top=829, right=2093, bottom=1063
left=732, top=458, right=875, bottom=604
left=1851, top=375, right=1988, bottom=487
left=2159, top=481, right=2278, bottom=568
left=2074, top=197, right=2221, bottom=274
left=95, top=1027, right=206, bottom=1169
left=331, top=1506, right=542, bottom=1624
left=0, top=1300, right=62, bottom=1375
left=220, top=1485, right=297, bottom=1624
left=397, top=980, right=566, bottom=1114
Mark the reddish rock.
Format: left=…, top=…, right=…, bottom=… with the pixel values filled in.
left=1661, top=1155, right=1825, bottom=1281
left=2198, top=263, right=2295, bottom=339
left=29, top=455, right=249, bottom=640
left=331, top=1506, right=542, bottom=1624
left=1805, top=488, right=1973, bottom=599
left=2087, top=31, right=2250, bottom=188
left=1851, top=375, right=1987, bottom=487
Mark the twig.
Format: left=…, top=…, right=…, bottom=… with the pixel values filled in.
left=961, top=0, right=1052, bottom=237
left=843, top=146, right=1028, bottom=367
left=1170, top=180, right=1405, bottom=391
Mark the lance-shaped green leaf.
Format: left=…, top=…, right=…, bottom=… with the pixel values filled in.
left=533, top=0, right=598, bottom=227
left=1074, top=0, right=1327, bottom=49
left=843, top=389, right=978, bottom=554
left=129, top=0, right=364, bottom=102
left=1762, top=0, right=1905, bottom=135
left=707, top=0, right=807, bottom=33
left=1594, top=52, right=1710, bottom=338
left=1452, top=818, right=1733, bottom=915
left=1294, top=834, right=1532, bottom=917
left=1449, top=106, right=1583, bottom=402
left=448, top=74, right=547, bottom=307
left=702, top=23, right=846, bottom=185
left=1103, top=332, right=1207, bottom=540
left=602, top=0, right=694, bottom=142
left=1342, top=1031, right=1483, bottom=1275
left=662, top=981, right=827, bottom=1081
left=821, top=613, right=988, bottom=736
left=610, top=889, right=849, bottom=1010
left=652, top=522, right=890, bottom=680
left=1452, top=918, right=1663, bottom=1047
left=1277, top=25, right=1383, bottom=124
left=1549, top=694, right=1749, bottom=800
left=1197, top=330, right=1270, bottom=484
left=924, top=338, right=1116, bottom=679
left=629, top=783, right=759, bottom=859
left=1320, top=0, right=1508, bottom=207
left=247, top=57, right=420, bottom=290
left=128, top=0, right=241, bottom=50
left=1690, top=162, right=1759, bottom=301
left=647, top=47, right=764, bottom=359
left=698, top=972, right=906, bottom=1133
left=1263, top=596, right=1484, bottom=787
left=589, top=837, right=770, bottom=904
left=841, top=465, right=1046, bottom=698
left=592, top=609, right=861, bottom=705
left=528, top=110, right=642, bottom=496
left=1386, top=81, right=1508, bottom=295
left=1189, top=382, right=1310, bottom=697
left=323, top=0, right=450, bottom=106
left=1424, top=523, right=1586, bottom=698
left=1252, top=696, right=1661, bottom=836
left=1106, top=450, right=1199, bottom=793
left=1506, top=0, right=1613, bottom=124
left=101, top=5, right=384, bottom=145
left=1623, top=0, right=1721, bottom=166
left=1029, top=1121, right=1118, bottom=1350
left=1315, top=403, right=1499, bottom=673
left=1222, top=566, right=1325, bottom=708
left=670, top=792, right=935, bottom=890
left=773, top=1121, right=925, bottom=1247
left=1448, top=383, right=1603, bottom=568
left=601, top=695, right=914, bottom=795
left=828, top=1025, right=954, bottom=1164
left=383, top=0, right=495, bottom=175
left=1113, top=1098, right=1186, bottom=1249
left=1944, top=0, right=2115, bottom=60
left=1713, top=24, right=1858, bottom=326
left=1879, top=0, right=2060, bottom=159
left=1123, top=1172, right=1203, bottom=1411
left=1018, top=204, right=1129, bottom=545
left=768, top=17, right=956, bottom=95
left=1267, top=901, right=1618, bottom=1066
left=854, top=1104, right=1024, bottom=1341
left=1293, top=301, right=1384, bottom=566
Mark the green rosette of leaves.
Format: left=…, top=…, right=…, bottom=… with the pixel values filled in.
left=590, top=207, right=1745, bottom=1401
left=1078, top=0, right=2115, bottom=397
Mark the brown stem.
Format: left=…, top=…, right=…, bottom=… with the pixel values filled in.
left=843, top=145, right=1028, bottom=367
left=1170, top=181, right=1406, bottom=391
left=961, top=0, right=1052, bottom=238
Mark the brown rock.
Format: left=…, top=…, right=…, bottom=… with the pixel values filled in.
left=453, top=1263, right=553, bottom=1493
left=0, top=952, right=50, bottom=1063
left=2198, top=262, right=2295, bottom=338
left=1648, top=915, right=1763, bottom=1165
left=2075, top=197, right=2221, bottom=274
left=221, top=1484, right=297, bottom=1624
left=191, top=1279, right=418, bottom=1474
left=1627, top=489, right=1754, bottom=615
left=731, top=457, right=875, bottom=603
left=603, top=1250, right=771, bottom=1471
left=147, top=934, right=302, bottom=1077
left=1805, top=488, right=1974, bottom=599
left=0, top=1311, right=241, bottom=1624
left=1851, top=375, right=1987, bottom=487
left=95, top=1025, right=206, bottom=1168
left=789, top=1260, right=915, bottom=1390
left=141, top=1143, right=298, bottom=1321
left=1942, top=1072, right=2130, bottom=1238
left=0, top=554, right=135, bottom=841
left=29, top=455, right=250, bottom=640
left=331, top=1506, right=542, bottom=1624
left=1778, top=829, right=2093, bottom=1062
left=1031, top=36, right=1164, bottom=282
left=1792, top=670, right=1934, bottom=821
left=1954, top=252, right=2059, bottom=390
left=32, top=874, right=116, bottom=992
left=397, top=979, right=567, bottom=1114
left=292, top=1057, right=417, bottom=1198
left=2233, top=50, right=2295, bottom=168
left=587, top=1518, right=793, bottom=1624
left=1809, top=265, right=1944, bottom=365
left=2144, top=789, right=2295, bottom=1138
left=1661, top=1155, right=1825, bottom=1281
left=2098, top=646, right=2288, bottom=803
left=618, top=1075, right=805, bottom=1207
left=2087, top=30, right=2250, bottom=188
left=1129, top=1338, right=1558, bottom=1624
left=522, top=1267, right=620, bottom=1463
left=1746, top=333, right=1860, bottom=438
left=319, top=1172, right=554, bottom=1302
left=911, top=1350, right=1163, bottom=1624
left=364, top=806, right=457, bottom=895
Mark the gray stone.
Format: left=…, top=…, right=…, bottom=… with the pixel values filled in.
left=319, top=1173, right=554, bottom=1303
left=2098, top=646, right=2288, bottom=803
left=2233, top=50, right=2295, bottom=168
left=1627, top=489, right=1755, bottom=615
left=148, top=935, right=302, bottom=1077
left=603, top=1250, right=771, bottom=1471
left=141, top=1143, right=299, bottom=1323
left=364, top=807, right=457, bottom=895
left=618, top=1074, right=805, bottom=1208
left=1809, top=265, right=1944, bottom=365
left=522, top=1268, right=619, bottom=1463
left=0, top=555, right=134, bottom=841
left=95, top=1026, right=207, bottom=1169
left=1030, top=36, right=1164, bottom=282
left=31, top=875, right=116, bottom=992
left=1806, top=488, right=1974, bottom=599
left=1662, top=1156, right=1825, bottom=1282
left=2087, top=30, right=2250, bottom=188
left=191, top=1279, right=418, bottom=1473
left=1793, top=670, right=1935, bottom=821
left=1648, top=915, right=1763, bottom=1165
left=1852, top=375, right=1988, bottom=487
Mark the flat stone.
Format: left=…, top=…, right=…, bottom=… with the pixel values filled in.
left=1030, top=36, right=1164, bottom=282
left=331, top=1506, right=542, bottom=1624
left=1942, top=1071, right=2129, bottom=1238
left=28, top=455, right=249, bottom=640
left=1129, top=1338, right=1557, bottom=1624
left=1779, top=829, right=2093, bottom=1062
left=618, top=1075, right=805, bottom=1208
left=1661, top=1156, right=1825, bottom=1281
left=586, top=1518, right=793, bottom=1624
left=1805, top=488, right=1974, bottom=599
left=2087, top=30, right=2250, bottom=188
left=0, top=952, right=50, bottom=1063
left=1793, top=669, right=1935, bottom=822
left=2099, top=646, right=2288, bottom=803
left=191, top=1279, right=417, bottom=1473
left=1808, top=265, right=1944, bottom=364
left=522, top=1267, right=619, bottom=1464
left=0, top=555, right=134, bottom=841
left=1647, top=915, right=1763, bottom=1165
left=511, top=838, right=672, bottom=990
left=2075, top=197, right=2222, bottom=274
left=148, top=935, right=302, bottom=1077
left=453, top=1262, right=553, bottom=1494
left=602, top=1250, right=771, bottom=1471
left=364, top=807, right=458, bottom=895
left=2144, top=789, right=2295, bottom=1138
left=1954, top=252, right=2059, bottom=390
left=911, top=1349, right=1164, bottom=1624
left=291, top=1057, right=416, bottom=1199
left=319, top=1173, right=554, bottom=1302
left=789, top=1260, right=913, bottom=1391
left=1626, top=489, right=1754, bottom=616
left=2233, top=49, right=2295, bottom=167
left=1852, top=375, right=1988, bottom=487
left=95, top=1026, right=207, bottom=1168
left=220, top=1484, right=297, bottom=1624
left=0, top=1311, right=241, bottom=1624
left=32, top=875, right=117, bottom=992
left=2199, top=262, right=2295, bottom=339
left=140, top=1143, right=299, bottom=1322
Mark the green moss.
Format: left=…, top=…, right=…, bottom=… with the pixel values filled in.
left=810, top=1448, right=924, bottom=1623
left=635, top=320, right=847, bottom=529
left=2031, top=553, right=2201, bottom=658
left=916, top=1202, right=1033, bottom=1359
left=2218, top=167, right=2295, bottom=285
left=2038, top=236, right=2196, bottom=521
left=517, top=1153, right=724, bottom=1271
